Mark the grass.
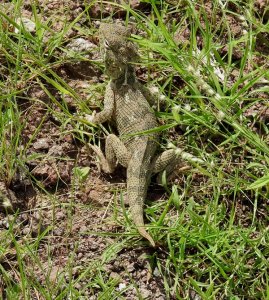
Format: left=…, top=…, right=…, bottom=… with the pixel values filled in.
left=0, top=0, right=269, bottom=299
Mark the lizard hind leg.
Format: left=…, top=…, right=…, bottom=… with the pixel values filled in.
left=89, top=134, right=131, bottom=173
left=152, top=148, right=205, bottom=183
left=152, top=149, right=178, bottom=183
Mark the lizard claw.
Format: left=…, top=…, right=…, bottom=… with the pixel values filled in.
left=85, top=111, right=96, bottom=123
left=88, top=143, right=114, bottom=173
left=89, top=144, right=106, bottom=162
left=88, top=144, right=103, bottom=172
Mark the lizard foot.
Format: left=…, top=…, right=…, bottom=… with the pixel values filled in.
left=85, top=111, right=96, bottom=123
left=89, top=144, right=114, bottom=173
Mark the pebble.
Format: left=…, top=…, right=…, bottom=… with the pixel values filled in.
left=53, top=228, right=64, bottom=236
left=48, top=145, right=63, bottom=156
left=49, top=266, right=61, bottom=283
left=89, top=190, right=101, bottom=203
left=140, top=273, right=148, bottom=283
left=153, top=267, right=161, bottom=277
left=32, top=138, right=50, bottom=150
left=74, top=282, right=81, bottom=290
left=118, top=282, right=126, bottom=291
left=189, top=290, right=202, bottom=300
left=55, top=211, right=65, bottom=221
left=15, top=17, right=36, bottom=33
left=19, top=213, right=29, bottom=222
left=22, top=227, right=31, bottom=235
left=110, top=272, right=121, bottom=280
left=127, top=263, right=135, bottom=273
left=67, top=38, right=97, bottom=53
left=0, top=218, right=9, bottom=228
left=79, top=225, right=88, bottom=234
left=72, top=266, right=82, bottom=276
left=140, top=286, right=152, bottom=299
left=89, top=242, right=98, bottom=251
left=32, top=211, right=41, bottom=221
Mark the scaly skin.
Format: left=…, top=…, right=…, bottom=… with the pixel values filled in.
left=88, top=23, right=158, bottom=246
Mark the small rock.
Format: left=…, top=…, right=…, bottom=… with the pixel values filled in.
left=153, top=267, right=160, bottom=277
left=89, top=190, right=100, bottom=200
left=18, top=213, right=29, bottom=223
left=74, top=282, right=82, bottom=290
left=22, top=227, right=31, bottom=235
left=118, top=282, right=126, bottom=291
left=105, top=192, right=112, bottom=199
left=189, top=289, right=202, bottom=300
left=88, top=241, right=98, bottom=251
left=72, top=266, right=82, bottom=276
left=55, top=211, right=65, bottom=221
left=32, top=138, right=50, bottom=150
left=140, top=286, right=151, bottom=299
left=67, top=38, right=97, bottom=53
left=127, top=263, right=135, bottom=273
left=32, top=211, right=41, bottom=221
left=0, top=218, right=9, bottom=229
left=79, top=225, right=88, bottom=234
left=15, top=17, right=36, bottom=33
left=53, top=228, right=64, bottom=236
left=49, top=266, right=61, bottom=283
left=0, top=182, right=19, bottom=211
left=140, top=270, right=148, bottom=282
left=110, top=272, right=121, bottom=280
left=112, top=260, right=121, bottom=272
left=47, top=145, right=63, bottom=156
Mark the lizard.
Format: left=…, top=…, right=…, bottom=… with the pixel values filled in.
left=86, top=23, right=202, bottom=247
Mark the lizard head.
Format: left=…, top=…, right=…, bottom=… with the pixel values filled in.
left=99, top=23, right=139, bottom=80
left=104, top=46, right=126, bottom=79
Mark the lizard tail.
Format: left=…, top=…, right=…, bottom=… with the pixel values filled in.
left=131, top=205, right=155, bottom=247
left=138, top=227, right=155, bottom=248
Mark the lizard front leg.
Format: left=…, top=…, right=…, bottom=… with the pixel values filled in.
left=90, top=134, right=131, bottom=173
left=87, top=84, right=127, bottom=172
left=86, top=84, right=115, bottom=125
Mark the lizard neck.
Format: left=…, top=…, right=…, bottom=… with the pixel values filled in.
left=110, top=65, right=136, bottom=90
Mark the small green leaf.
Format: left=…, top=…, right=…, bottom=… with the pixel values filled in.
left=247, top=174, right=269, bottom=190
left=73, top=166, right=90, bottom=182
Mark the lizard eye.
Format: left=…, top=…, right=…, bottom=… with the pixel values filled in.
left=104, top=39, right=110, bottom=49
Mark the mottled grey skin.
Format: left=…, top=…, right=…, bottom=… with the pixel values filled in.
left=88, top=23, right=181, bottom=246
